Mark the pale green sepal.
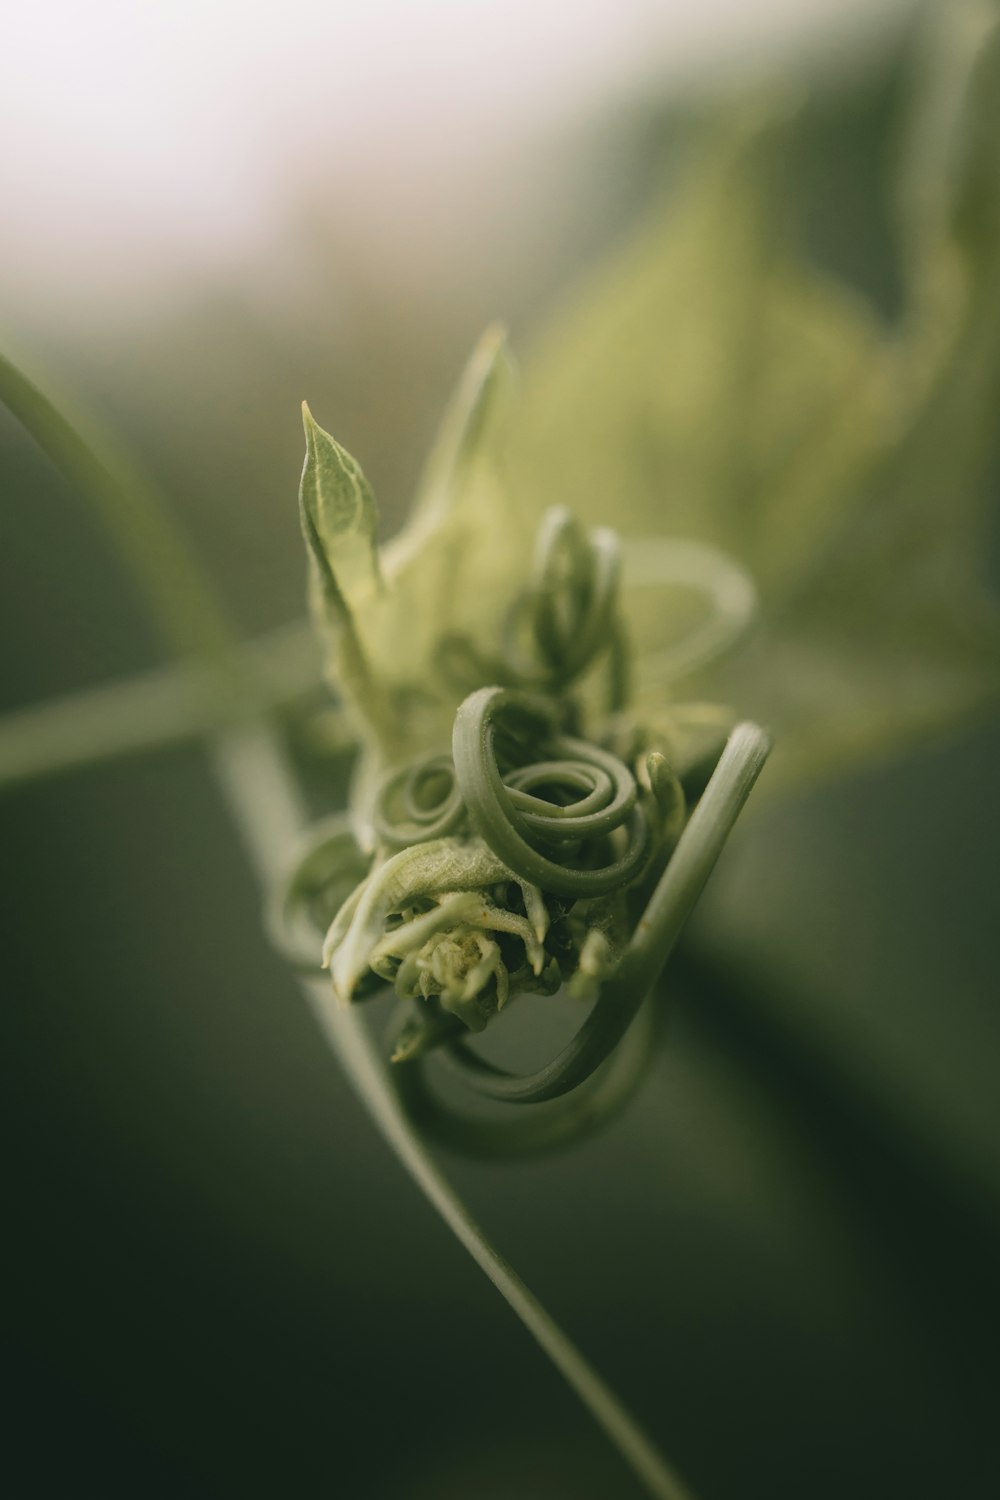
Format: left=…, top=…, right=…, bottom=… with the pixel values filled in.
left=328, top=836, right=513, bottom=1002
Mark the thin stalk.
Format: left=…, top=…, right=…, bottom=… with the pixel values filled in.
left=0, top=619, right=323, bottom=792
left=0, top=350, right=234, bottom=664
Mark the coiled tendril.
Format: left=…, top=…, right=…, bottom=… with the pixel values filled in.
left=504, top=508, right=627, bottom=702
left=273, top=720, right=769, bottom=1153
left=452, top=686, right=650, bottom=898
left=372, top=751, right=464, bottom=848
left=437, top=720, right=770, bottom=1108
left=435, top=507, right=629, bottom=711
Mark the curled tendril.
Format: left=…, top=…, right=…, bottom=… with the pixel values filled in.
left=372, top=751, right=465, bottom=848
left=438, top=720, right=771, bottom=1105
left=532, top=509, right=620, bottom=677
left=503, top=508, right=628, bottom=702
left=434, top=507, right=629, bottom=711
left=452, top=686, right=651, bottom=898
left=620, top=535, right=758, bottom=682
left=272, top=719, right=770, bottom=1150
left=387, top=993, right=659, bottom=1159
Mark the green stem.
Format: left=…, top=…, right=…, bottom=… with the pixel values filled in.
left=0, top=619, right=323, bottom=792
left=3, top=349, right=702, bottom=1500
left=0, top=350, right=234, bottom=664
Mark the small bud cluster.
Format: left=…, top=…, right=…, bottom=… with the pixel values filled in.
left=286, top=509, right=709, bottom=1060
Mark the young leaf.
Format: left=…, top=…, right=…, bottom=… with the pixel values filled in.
left=299, top=404, right=393, bottom=745
left=300, top=403, right=381, bottom=609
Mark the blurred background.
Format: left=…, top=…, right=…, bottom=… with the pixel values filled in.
left=2, top=2, right=998, bottom=1497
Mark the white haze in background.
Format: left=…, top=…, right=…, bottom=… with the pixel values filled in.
left=2, top=0, right=913, bottom=331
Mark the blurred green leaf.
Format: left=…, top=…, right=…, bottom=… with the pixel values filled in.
left=508, top=9, right=1000, bottom=790
left=513, top=116, right=891, bottom=593
left=898, top=0, right=1000, bottom=299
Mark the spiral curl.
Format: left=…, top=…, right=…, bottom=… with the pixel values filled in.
left=372, top=751, right=465, bottom=848
left=434, top=720, right=772, bottom=1107
left=452, top=686, right=651, bottom=898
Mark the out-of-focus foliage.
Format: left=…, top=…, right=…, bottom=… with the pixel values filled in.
left=508, top=0, right=1000, bottom=789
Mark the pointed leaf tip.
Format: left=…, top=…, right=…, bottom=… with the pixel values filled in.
left=297, top=406, right=386, bottom=736
left=475, top=321, right=510, bottom=364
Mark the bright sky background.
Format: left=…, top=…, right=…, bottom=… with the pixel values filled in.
left=1, top=0, right=912, bottom=330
